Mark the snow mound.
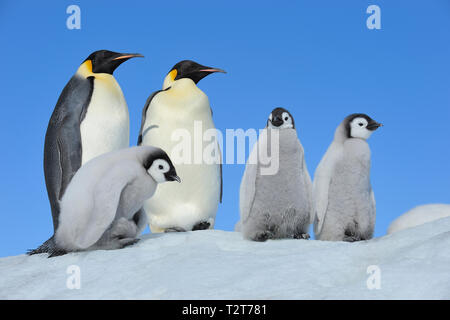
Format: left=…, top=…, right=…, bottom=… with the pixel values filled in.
left=388, top=204, right=450, bottom=234
left=1, top=217, right=450, bottom=299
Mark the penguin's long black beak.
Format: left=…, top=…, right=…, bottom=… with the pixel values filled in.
left=198, top=67, right=227, bottom=74
left=367, top=122, right=383, bottom=131
left=112, top=53, right=144, bottom=61
left=107, top=53, right=143, bottom=74
left=189, top=65, right=226, bottom=84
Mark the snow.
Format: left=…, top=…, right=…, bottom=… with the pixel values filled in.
left=1, top=216, right=450, bottom=299
left=388, top=204, right=450, bottom=234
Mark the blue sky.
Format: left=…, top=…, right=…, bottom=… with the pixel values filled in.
left=0, top=1, right=449, bottom=257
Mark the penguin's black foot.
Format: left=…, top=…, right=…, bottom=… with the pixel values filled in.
left=192, top=221, right=210, bottom=231
left=119, top=238, right=140, bottom=248
left=165, top=227, right=186, bottom=233
left=252, top=230, right=274, bottom=242
left=27, top=237, right=54, bottom=255
left=343, top=229, right=361, bottom=242
left=27, top=247, right=46, bottom=255
left=48, top=248, right=68, bottom=258
left=343, top=235, right=361, bottom=242
left=294, top=233, right=310, bottom=240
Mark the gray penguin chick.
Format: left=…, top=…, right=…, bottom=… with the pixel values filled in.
left=313, top=113, right=382, bottom=242
left=237, top=108, right=313, bottom=241
left=49, top=146, right=180, bottom=257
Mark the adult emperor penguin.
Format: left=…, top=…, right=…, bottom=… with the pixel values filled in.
left=51, top=146, right=180, bottom=257
left=29, top=50, right=142, bottom=255
left=137, top=60, right=225, bottom=232
left=237, top=108, right=313, bottom=241
left=313, top=113, right=382, bottom=242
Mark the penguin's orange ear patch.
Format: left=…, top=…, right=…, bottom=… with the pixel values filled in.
left=83, top=59, right=93, bottom=73
left=168, top=69, right=177, bottom=81
left=77, top=59, right=93, bottom=77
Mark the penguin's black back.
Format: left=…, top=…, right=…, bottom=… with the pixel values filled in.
left=43, top=74, right=94, bottom=232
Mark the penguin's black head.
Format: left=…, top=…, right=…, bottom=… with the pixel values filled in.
left=84, top=50, right=143, bottom=75
left=345, top=113, right=382, bottom=140
left=267, top=107, right=295, bottom=129
left=144, top=149, right=180, bottom=184
left=166, top=60, right=226, bottom=84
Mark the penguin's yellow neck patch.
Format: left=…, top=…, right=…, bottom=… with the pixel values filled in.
left=162, top=69, right=178, bottom=89
left=77, top=60, right=94, bottom=77
left=169, top=69, right=177, bottom=81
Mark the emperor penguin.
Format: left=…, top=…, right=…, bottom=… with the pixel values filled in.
left=138, top=60, right=225, bottom=232
left=29, top=50, right=142, bottom=255
left=237, top=108, right=313, bottom=241
left=313, top=113, right=382, bottom=242
left=47, top=146, right=180, bottom=257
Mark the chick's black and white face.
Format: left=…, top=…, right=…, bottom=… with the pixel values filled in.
left=267, top=108, right=295, bottom=129
left=348, top=115, right=382, bottom=140
left=148, top=159, right=180, bottom=184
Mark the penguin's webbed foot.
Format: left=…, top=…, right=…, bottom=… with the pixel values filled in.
left=192, top=221, right=210, bottom=231
left=27, top=237, right=55, bottom=256
left=165, top=227, right=187, bottom=233
left=118, top=238, right=140, bottom=248
left=343, top=229, right=361, bottom=242
left=48, top=248, right=68, bottom=258
left=343, top=235, right=361, bottom=242
left=294, top=233, right=310, bottom=240
left=27, top=247, right=46, bottom=255
left=252, top=230, right=274, bottom=242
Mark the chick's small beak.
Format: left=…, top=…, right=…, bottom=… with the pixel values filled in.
left=271, top=116, right=283, bottom=127
left=171, top=175, right=181, bottom=183
left=367, top=122, right=383, bottom=130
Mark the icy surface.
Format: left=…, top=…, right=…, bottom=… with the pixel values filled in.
left=1, top=217, right=450, bottom=299
left=388, top=204, right=450, bottom=234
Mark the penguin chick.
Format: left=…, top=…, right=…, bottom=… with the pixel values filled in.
left=137, top=60, right=225, bottom=233
left=46, top=146, right=179, bottom=257
left=238, top=108, right=313, bottom=241
left=313, top=113, right=382, bottom=242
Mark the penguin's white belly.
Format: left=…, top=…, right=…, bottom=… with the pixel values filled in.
left=142, top=94, right=220, bottom=232
left=80, top=77, right=129, bottom=165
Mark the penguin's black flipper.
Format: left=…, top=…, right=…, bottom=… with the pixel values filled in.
left=44, top=75, right=94, bottom=232
left=137, top=88, right=170, bottom=146
left=210, top=105, right=223, bottom=204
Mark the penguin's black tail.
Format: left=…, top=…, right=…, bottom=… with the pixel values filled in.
left=27, top=236, right=66, bottom=257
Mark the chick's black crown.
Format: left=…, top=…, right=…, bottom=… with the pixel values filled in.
left=143, top=149, right=178, bottom=181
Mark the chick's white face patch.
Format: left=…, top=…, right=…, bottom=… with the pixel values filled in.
left=280, top=112, right=294, bottom=129
left=148, top=159, right=170, bottom=183
left=350, top=117, right=373, bottom=140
